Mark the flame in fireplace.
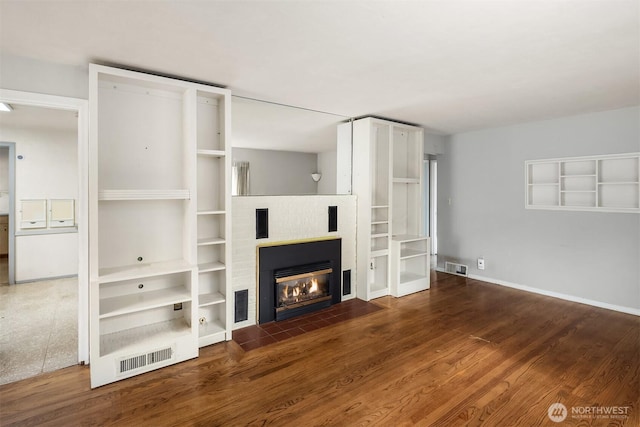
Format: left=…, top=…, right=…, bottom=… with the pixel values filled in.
left=276, top=267, right=333, bottom=310
left=278, top=277, right=326, bottom=306
left=309, top=278, right=318, bottom=293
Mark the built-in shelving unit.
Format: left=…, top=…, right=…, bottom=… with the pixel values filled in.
left=89, top=64, right=231, bottom=388
left=195, top=90, right=232, bottom=347
left=351, top=118, right=427, bottom=300
left=526, top=153, right=639, bottom=213
left=391, top=235, right=430, bottom=297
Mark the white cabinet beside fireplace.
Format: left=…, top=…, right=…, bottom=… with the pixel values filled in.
left=390, top=235, right=430, bottom=297
left=89, top=64, right=232, bottom=388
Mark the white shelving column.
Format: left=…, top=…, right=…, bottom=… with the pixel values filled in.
left=352, top=118, right=426, bottom=301
left=353, top=119, right=391, bottom=300
left=89, top=64, right=231, bottom=388
left=195, top=90, right=232, bottom=347
left=390, top=123, right=427, bottom=296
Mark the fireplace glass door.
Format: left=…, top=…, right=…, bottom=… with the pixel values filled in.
left=275, top=264, right=332, bottom=315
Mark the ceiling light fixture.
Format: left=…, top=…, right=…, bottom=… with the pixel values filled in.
left=0, top=102, right=13, bottom=112
left=311, top=173, right=322, bottom=182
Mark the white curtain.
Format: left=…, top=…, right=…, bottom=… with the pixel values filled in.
left=232, top=161, right=250, bottom=196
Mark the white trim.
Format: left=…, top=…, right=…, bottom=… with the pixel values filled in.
left=466, top=273, right=640, bottom=317
left=0, top=142, right=16, bottom=285
left=0, top=88, right=90, bottom=363
left=527, top=152, right=640, bottom=164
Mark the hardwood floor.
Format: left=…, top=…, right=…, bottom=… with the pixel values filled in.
left=1, top=272, right=638, bottom=426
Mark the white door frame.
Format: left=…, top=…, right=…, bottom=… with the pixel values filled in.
left=0, top=142, right=16, bottom=285
left=0, top=88, right=90, bottom=364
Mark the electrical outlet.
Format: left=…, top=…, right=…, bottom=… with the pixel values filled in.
left=477, top=258, right=485, bottom=270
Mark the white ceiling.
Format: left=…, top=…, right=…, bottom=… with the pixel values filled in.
left=0, top=104, right=77, bottom=133
left=0, top=0, right=638, bottom=136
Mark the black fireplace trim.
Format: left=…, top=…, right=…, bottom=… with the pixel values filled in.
left=274, top=261, right=332, bottom=280
left=258, top=238, right=341, bottom=324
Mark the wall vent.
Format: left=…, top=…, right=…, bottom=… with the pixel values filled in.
left=117, top=346, right=174, bottom=375
left=445, top=262, right=468, bottom=277
left=119, top=354, right=147, bottom=374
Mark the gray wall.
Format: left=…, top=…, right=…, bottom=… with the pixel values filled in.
left=438, top=106, right=639, bottom=311
left=233, top=148, right=318, bottom=195
left=317, top=150, right=337, bottom=195
left=424, top=132, right=446, bottom=155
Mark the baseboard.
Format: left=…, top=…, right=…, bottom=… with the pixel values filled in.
left=464, top=273, right=640, bottom=317
left=436, top=267, right=639, bottom=316
left=15, top=273, right=78, bottom=284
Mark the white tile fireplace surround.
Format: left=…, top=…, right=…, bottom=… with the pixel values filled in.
left=232, top=195, right=357, bottom=328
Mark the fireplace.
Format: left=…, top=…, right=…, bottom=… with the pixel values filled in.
left=275, top=262, right=332, bottom=321
left=258, top=239, right=341, bottom=324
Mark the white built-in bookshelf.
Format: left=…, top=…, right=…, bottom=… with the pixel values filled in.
left=350, top=118, right=429, bottom=300
left=89, top=64, right=231, bottom=388
left=390, top=235, right=430, bottom=297
left=195, top=92, right=232, bottom=348
left=526, top=153, right=639, bottom=213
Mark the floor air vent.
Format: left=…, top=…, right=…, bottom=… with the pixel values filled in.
left=118, top=346, right=174, bottom=375
left=445, top=261, right=468, bottom=277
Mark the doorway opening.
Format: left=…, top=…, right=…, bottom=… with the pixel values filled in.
left=423, top=157, right=437, bottom=256
left=0, top=89, right=88, bottom=385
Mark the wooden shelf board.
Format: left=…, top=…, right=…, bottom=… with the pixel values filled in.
left=400, top=249, right=429, bottom=259
left=527, top=205, right=561, bottom=209
left=196, top=149, right=226, bottom=158
left=99, top=189, right=190, bottom=201
left=370, top=249, right=389, bottom=257
left=392, top=178, right=420, bottom=184
left=198, top=262, right=226, bottom=273
left=197, top=210, right=225, bottom=215
left=197, top=237, right=225, bottom=246
left=371, top=233, right=389, bottom=238
left=100, top=286, right=191, bottom=319
left=199, top=292, right=226, bottom=307
left=392, top=234, right=428, bottom=243
left=597, top=182, right=639, bottom=185
left=98, top=260, right=193, bottom=284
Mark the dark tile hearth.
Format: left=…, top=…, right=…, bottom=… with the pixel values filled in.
left=233, top=298, right=383, bottom=351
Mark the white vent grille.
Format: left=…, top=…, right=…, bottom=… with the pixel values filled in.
left=120, top=354, right=147, bottom=373
left=118, top=346, right=174, bottom=375
left=148, top=347, right=173, bottom=365
left=445, top=262, right=468, bottom=277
